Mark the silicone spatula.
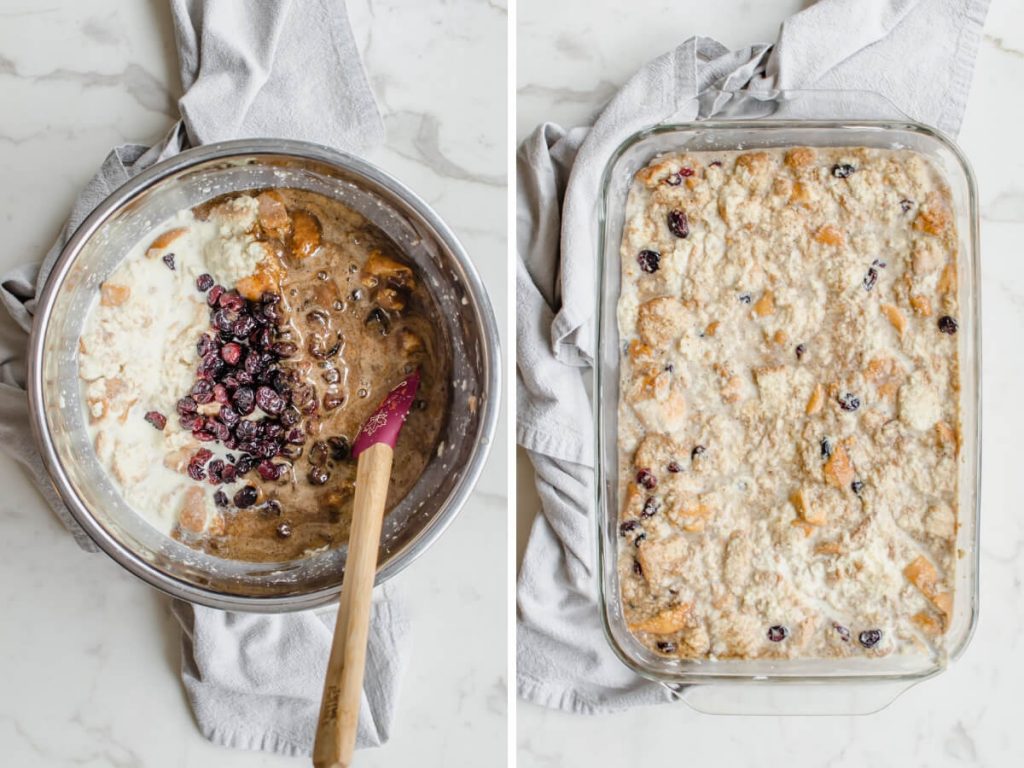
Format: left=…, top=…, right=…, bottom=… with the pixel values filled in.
left=313, top=369, right=420, bottom=768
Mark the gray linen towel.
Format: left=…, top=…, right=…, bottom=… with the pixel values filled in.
left=0, top=0, right=406, bottom=755
left=517, top=0, right=989, bottom=714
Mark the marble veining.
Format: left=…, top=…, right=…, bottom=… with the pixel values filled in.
left=0, top=1, right=507, bottom=767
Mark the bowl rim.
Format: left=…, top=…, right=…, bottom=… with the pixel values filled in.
left=27, top=138, right=501, bottom=612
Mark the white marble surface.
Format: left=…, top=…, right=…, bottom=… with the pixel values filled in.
left=0, top=1, right=507, bottom=766
left=517, top=0, right=1024, bottom=766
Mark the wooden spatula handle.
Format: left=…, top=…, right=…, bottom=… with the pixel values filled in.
left=313, top=442, right=394, bottom=768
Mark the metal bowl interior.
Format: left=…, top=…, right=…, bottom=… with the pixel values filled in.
left=29, top=140, right=500, bottom=612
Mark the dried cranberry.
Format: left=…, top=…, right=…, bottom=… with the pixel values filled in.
left=218, top=405, right=239, bottom=428
left=253, top=327, right=273, bottom=351
left=237, top=441, right=258, bottom=456
left=269, top=370, right=290, bottom=395
left=192, top=448, right=213, bottom=465
left=272, top=341, right=298, bottom=358
left=232, top=314, right=257, bottom=340
left=257, top=460, right=282, bottom=481
left=838, top=392, right=861, bottom=412
left=220, top=342, right=242, bottom=366
left=161, top=253, right=175, bottom=271
left=243, top=352, right=263, bottom=376
left=193, top=430, right=216, bottom=442
left=308, top=466, right=329, bottom=485
left=327, top=436, right=350, bottom=461
left=833, top=623, right=851, bottom=642
left=220, top=464, right=238, bottom=484
left=179, top=414, right=204, bottom=431
left=641, top=497, right=659, bottom=518
left=206, top=419, right=230, bottom=442
left=218, top=290, right=244, bottom=311
left=938, top=315, right=958, bottom=335
left=832, top=163, right=855, bottom=178
left=233, top=485, right=258, bottom=508
left=263, top=423, right=284, bottom=440
left=667, top=461, right=682, bottom=473
left=309, top=441, right=329, bottom=466
left=255, top=386, right=285, bottom=415
left=636, top=468, right=657, bottom=490
left=667, top=210, right=690, bottom=238
left=213, top=490, right=229, bottom=507
left=207, top=284, right=225, bottom=306
left=258, top=303, right=279, bottom=325
left=655, top=641, right=676, bottom=653
left=191, top=380, right=214, bottom=404
left=285, top=427, right=305, bottom=445
left=256, top=440, right=279, bottom=459
left=679, top=167, right=694, bottom=177
left=636, top=249, right=660, bottom=274
left=176, top=396, right=198, bottom=416
left=187, top=462, right=206, bottom=482
left=858, top=629, right=882, bottom=648
left=198, top=351, right=225, bottom=380
left=235, top=455, right=257, bottom=475
left=207, top=459, right=225, bottom=484
left=144, top=411, right=166, bottom=430
left=619, top=520, right=640, bottom=536
left=213, top=308, right=236, bottom=333
left=233, top=387, right=255, bottom=416
left=213, top=384, right=230, bottom=405
left=235, top=419, right=259, bottom=441
left=196, top=335, right=217, bottom=357
left=196, top=273, right=214, bottom=291
left=767, top=625, right=789, bottom=642
left=279, top=443, right=301, bottom=460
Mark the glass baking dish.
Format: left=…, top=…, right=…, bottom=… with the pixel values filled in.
left=594, top=91, right=981, bottom=715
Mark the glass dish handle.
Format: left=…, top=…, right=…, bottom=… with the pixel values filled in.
left=660, top=680, right=921, bottom=716
left=690, top=88, right=912, bottom=124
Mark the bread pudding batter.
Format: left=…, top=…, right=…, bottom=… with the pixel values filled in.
left=80, top=189, right=448, bottom=561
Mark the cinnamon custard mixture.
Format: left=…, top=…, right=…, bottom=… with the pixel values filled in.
left=79, top=189, right=448, bottom=561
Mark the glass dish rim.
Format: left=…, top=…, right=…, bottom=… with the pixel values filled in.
left=594, top=117, right=982, bottom=687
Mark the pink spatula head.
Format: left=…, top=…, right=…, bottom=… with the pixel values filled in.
left=351, top=369, right=420, bottom=458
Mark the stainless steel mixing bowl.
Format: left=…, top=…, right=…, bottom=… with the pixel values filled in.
left=27, top=139, right=500, bottom=612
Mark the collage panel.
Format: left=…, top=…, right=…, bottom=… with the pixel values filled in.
left=0, top=1, right=506, bottom=767
left=517, top=0, right=1017, bottom=766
